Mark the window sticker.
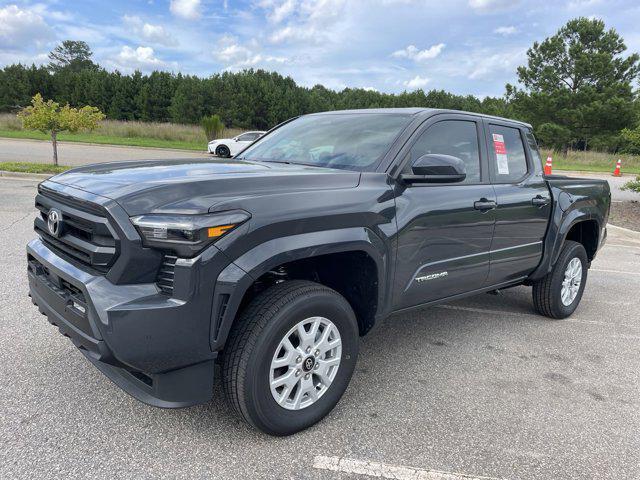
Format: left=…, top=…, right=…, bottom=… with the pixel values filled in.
left=492, top=133, right=509, bottom=175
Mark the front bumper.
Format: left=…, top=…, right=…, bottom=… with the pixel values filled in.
left=27, top=238, right=219, bottom=408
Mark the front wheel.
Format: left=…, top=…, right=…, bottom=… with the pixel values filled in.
left=222, top=280, right=359, bottom=436
left=215, top=144, right=231, bottom=157
left=532, top=240, right=588, bottom=319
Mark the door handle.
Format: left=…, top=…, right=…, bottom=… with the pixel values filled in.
left=474, top=198, right=497, bottom=211
left=532, top=195, right=550, bottom=207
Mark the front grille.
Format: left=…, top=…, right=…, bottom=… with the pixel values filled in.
left=28, top=256, right=91, bottom=335
left=156, top=255, right=177, bottom=294
left=35, top=188, right=118, bottom=272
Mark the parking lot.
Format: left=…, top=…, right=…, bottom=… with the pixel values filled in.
left=1, top=176, right=638, bottom=480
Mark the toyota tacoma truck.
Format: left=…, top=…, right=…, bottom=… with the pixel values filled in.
left=27, top=108, right=611, bottom=435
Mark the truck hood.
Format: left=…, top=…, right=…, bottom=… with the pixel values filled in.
left=46, top=158, right=361, bottom=216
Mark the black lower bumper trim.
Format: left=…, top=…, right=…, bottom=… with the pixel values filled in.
left=83, top=351, right=215, bottom=408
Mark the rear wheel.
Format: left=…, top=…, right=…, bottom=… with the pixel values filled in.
left=222, top=280, right=359, bottom=436
left=216, top=144, right=231, bottom=157
left=532, top=240, right=588, bottom=319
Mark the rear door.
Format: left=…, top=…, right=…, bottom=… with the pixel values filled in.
left=483, top=121, right=551, bottom=285
left=392, top=114, right=496, bottom=310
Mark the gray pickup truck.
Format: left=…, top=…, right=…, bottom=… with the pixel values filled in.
left=27, top=108, right=610, bottom=435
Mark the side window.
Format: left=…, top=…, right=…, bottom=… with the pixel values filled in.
left=489, top=125, right=528, bottom=183
left=407, top=120, right=481, bottom=184
left=238, top=133, right=257, bottom=142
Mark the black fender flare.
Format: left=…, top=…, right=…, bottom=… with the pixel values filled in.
left=209, top=227, right=390, bottom=350
left=529, top=200, right=603, bottom=281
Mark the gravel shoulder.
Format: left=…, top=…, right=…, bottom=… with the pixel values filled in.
left=609, top=201, right=640, bottom=232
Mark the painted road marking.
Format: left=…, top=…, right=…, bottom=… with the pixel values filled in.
left=436, top=304, right=639, bottom=330
left=591, top=268, right=640, bottom=276
left=313, top=456, right=504, bottom=480
left=603, top=243, right=640, bottom=249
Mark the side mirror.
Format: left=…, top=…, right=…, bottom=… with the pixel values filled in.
left=403, top=154, right=466, bottom=184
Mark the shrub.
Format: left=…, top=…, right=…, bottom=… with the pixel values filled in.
left=201, top=114, right=225, bottom=141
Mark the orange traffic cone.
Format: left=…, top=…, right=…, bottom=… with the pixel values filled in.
left=613, top=159, right=622, bottom=177
left=544, top=156, right=553, bottom=175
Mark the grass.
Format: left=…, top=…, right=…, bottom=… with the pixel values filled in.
left=0, top=113, right=244, bottom=151
left=541, top=148, right=640, bottom=174
left=0, top=162, right=70, bottom=174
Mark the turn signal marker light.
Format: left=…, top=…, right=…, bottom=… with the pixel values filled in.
left=208, top=224, right=236, bottom=238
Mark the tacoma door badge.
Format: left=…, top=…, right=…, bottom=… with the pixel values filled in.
left=416, top=271, right=448, bottom=283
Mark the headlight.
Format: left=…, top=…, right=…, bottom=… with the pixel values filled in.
left=131, top=210, right=249, bottom=257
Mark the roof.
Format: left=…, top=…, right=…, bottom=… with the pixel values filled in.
left=308, top=107, right=532, bottom=129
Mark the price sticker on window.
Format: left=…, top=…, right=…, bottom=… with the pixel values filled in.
left=492, top=133, right=509, bottom=174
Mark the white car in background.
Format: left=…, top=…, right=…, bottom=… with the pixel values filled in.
left=208, top=131, right=266, bottom=157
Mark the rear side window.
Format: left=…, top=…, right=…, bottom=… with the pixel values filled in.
left=408, top=120, right=481, bottom=184
left=489, top=125, right=528, bottom=183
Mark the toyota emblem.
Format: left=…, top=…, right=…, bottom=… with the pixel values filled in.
left=47, top=209, right=62, bottom=237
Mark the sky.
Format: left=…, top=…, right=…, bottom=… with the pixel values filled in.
left=1, top=0, right=639, bottom=98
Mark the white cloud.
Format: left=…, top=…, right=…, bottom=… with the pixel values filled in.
left=263, top=0, right=348, bottom=44
left=170, top=0, right=201, bottom=20
left=123, top=15, right=177, bottom=46
left=493, top=25, right=517, bottom=36
left=213, top=35, right=287, bottom=69
left=260, top=0, right=297, bottom=23
left=468, top=49, right=525, bottom=79
left=113, top=46, right=166, bottom=71
left=568, top=0, right=602, bottom=9
left=403, top=75, right=430, bottom=89
left=0, top=4, right=54, bottom=49
left=392, top=43, right=445, bottom=62
left=468, top=0, right=519, bottom=13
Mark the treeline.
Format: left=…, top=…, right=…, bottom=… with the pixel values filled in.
left=2, top=17, right=640, bottom=155
left=0, top=64, right=510, bottom=130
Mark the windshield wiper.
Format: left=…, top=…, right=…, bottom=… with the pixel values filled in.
left=249, top=158, right=326, bottom=169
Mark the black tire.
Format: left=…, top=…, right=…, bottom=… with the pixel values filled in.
left=532, top=240, right=588, bottom=319
left=215, top=144, right=231, bottom=157
left=222, top=280, right=359, bottom=436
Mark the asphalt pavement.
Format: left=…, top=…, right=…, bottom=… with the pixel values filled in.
left=0, top=137, right=205, bottom=167
left=1, top=177, right=639, bottom=480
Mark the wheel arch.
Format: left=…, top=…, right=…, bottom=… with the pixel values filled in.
left=210, top=228, right=390, bottom=351
left=529, top=207, right=603, bottom=281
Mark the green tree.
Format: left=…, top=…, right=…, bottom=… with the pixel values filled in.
left=201, top=114, right=225, bottom=141
left=48, top=40, right=98, bottom=73
left=18, top=94, right=105, bottom=165
left=508, top=18, right=640, bottom=154
left=169, top=76, right=205, bottom=123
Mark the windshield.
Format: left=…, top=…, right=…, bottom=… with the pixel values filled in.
left=239, top=113, right=411, bottom=171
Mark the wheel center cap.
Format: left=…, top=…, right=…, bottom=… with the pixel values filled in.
left=302, top=356, right=315, bottom=372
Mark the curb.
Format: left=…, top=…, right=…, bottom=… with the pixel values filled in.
left=558, top=170, right=636, bottom=178
left=608, top=223, right=640, bottom=236
left=0, top=170, right=51, bottom=180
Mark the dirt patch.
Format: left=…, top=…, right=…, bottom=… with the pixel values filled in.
left=609, top=201, right=640, bottom=232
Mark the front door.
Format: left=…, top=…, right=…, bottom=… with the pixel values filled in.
left=483, top=121, right=551, bottom=284
left=392, top=115, right=496, bottom=310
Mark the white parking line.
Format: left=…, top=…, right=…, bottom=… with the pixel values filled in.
left=591, top=268, right=640, bottom=276
left=313, top=456, right=504, bottom=480
left=436, top=304, right=639, bottom=330
left=603, top=243, right=640, bottom=249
